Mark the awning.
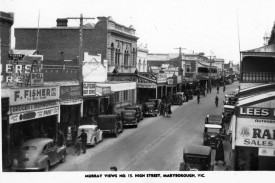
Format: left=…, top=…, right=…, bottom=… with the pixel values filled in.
left=97, top=81, right=136, bottom=92
left=237, top=91, right=275, bottom=106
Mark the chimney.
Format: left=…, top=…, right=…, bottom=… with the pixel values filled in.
left=56, top=18, right=68, bottom=27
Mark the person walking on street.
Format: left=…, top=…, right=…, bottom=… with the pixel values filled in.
left=197, top=94, right=200, bottom=104
left=215, top=138, right=226, bottom=166
left=217, top=85, right=219, bottom=94
left=209, top=86, right=212, bottom=93
left=223, top=85, right=226, bottom=93
left=215, top=96, right=219, bottom=107
left=77, top=129, right=87, bottom=154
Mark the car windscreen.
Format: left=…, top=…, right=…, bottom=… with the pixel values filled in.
left=22, top=146, right=37, bottom=151
left=206, top=128, right=220, bottom=133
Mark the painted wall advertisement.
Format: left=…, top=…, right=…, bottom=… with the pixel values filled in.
left=9, top=86, right=59, bottom=106
left=236, top=107, right=275, bottom=148
left=236, top=117, right=275, bottom=148
left=10, top=101, right=59, bottom=114
left=30, top=73, right=44, bottom=86
left=60, top=85, right=81, bottom=99
left=9, top=107, right=59, bottom=124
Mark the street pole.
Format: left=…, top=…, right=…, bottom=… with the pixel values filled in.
left=67, top=14, right=95, bottom=87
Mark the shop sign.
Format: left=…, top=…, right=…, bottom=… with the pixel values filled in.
left=157, top=73, right=166, bottom=83
left=236, top=118, right=275, bottom=148
left=30, top=73, right=44, bottom=86
left=102, top=87, right=111, bottom=95
left=177, top=76, right=182, bottom=83
left=60, top=99, right=83, bottom=105
left=10, top=86, right=59, bottom=106
left=60, top=85, right=81, bottom=99
left=258, top=148, right=275, bottom=156
left=10, top=101, right=59, bottom=114
left=236, top=107, right=275, bottom=119
left=83, top=82, right=96, bottom=96
left=167, top=79, right=173, bottom=85
left=137, top=83, right=156, bottom=88
left=9, top=107, right=59, bottom=124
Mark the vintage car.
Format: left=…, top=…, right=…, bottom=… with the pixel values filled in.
left=176, top=92, right=186, bottom=102
left=179, top=144, right=214, bottom=171
left=147, top=99, right=161, bottom=112
left=121, top=110, right=139, bottom=128
left=223, top=105, right=235, bottom=123
left=11, top=138, right=66, bottom=171
left=142, top=102, right=158, bottom=117
left=124, top=105, right=144, bottom=122
left=171, top=94, right=183, bottom=105
left=223, top=94, right=238, bottom=105
left=203, top=123, right=223, bottom=148
left=97, top=114, right=123, bottom=137
left=77, top=125, right=103, bottom=147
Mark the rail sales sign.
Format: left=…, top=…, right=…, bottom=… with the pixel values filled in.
left=10, top=86, right=59, bottom=106
left=9, top=107, right=59, bottom=124
left=236, top=117, right=275, bottom=148
left=30, top=73, right=44, bottom=86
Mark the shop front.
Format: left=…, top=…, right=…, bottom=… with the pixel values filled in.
left=136, top=72, right=167, bottom=102
left=59, top=85, right=82, bottom=145
left=83, top=82, right=114, bottom=122
left=8, top=86, right=60, bottom=157
left=166, top=76, right=177, bottom=97
left=233, top=106, right=275, bottom=170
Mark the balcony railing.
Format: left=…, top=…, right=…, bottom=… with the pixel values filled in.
left=241, top=72, right=275, bottom=83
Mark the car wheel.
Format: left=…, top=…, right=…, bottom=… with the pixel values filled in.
left=114, top=128, right=118, bottom=138
left=60, top=152, right=66, bottom=163
left=93, top=138, right=97, bottom=147
left=44, top=161, right=50, bottom=172
left=154, top=114, right=157, bottom=117
left=134, top=124, right=138, bottom=128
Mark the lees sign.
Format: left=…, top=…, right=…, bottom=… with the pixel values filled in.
left=237, top=107, right=275, bottom=119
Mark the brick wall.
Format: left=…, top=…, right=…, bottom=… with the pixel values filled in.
left=15, top=28, right=94, bottom=61
left=0, top=12, right=14, bottom=76
left=89, top=21, right=107, bottom=59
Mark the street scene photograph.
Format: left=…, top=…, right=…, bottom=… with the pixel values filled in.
left=1, top=0, right=275, bottom=182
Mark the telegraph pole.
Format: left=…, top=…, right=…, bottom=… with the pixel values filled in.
left=67, top=14, right=95, bottom=85
left=174, top=47, right=186, bottom=57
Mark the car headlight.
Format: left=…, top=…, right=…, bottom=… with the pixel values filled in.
left=13, top=158, right=18, bottom=166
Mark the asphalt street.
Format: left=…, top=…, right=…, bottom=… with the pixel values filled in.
left=52, top=82, right=239, bottom=171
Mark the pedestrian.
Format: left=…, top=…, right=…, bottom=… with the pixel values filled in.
left=217, top=86, right=219, bottom=94
left=223, top=85, right=226, bottom=93
left=77, top=129, right=87, bottom=154
left=249, top=153, right=259, bottom=170
left=215, top=138, right=226, bottom=166
left=57, top=128, right=65, bottom=147
left=110, top=166, right=118, bottom=171
left=215, top=96, right=219, bottom=107
left=209, top=87, right=212, bottom=93
left=197, top=94, right=200, bottom=104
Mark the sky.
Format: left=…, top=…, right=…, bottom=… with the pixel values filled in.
left=2, top=0, right=275, bottom=64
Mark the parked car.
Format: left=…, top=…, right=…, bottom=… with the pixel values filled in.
left=171, top=94, right=183, bottom=105
left=11, top=138, right=66, bottom=171
left=124, top=105, right=144, bottom=122
left=97, top=114, right=123, bottom=137
left=222, top=105, right=235, bottom=123
left=121, top=110, right=138, bottom=128
left=179, top=144, right=214, bottom=171
left=77, top=125, right=103, bottom=147
left=223, top=94, right=238, bottom=105
left=203, top=115, right=224, bottom=148
left=142, top=102, right=158, bottom=117
left=147, top=99, right=161, bottom=112
left=176, top=92, right=186, bottom=102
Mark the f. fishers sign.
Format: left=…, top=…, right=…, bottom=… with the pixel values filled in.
left=236, top=117, right=275, bottom=148
left=10, top=86, right=59, bottom=106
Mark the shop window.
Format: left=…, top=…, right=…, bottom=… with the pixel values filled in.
left=115, top=92, right=120, bottom=102
left=124, top=50, right=129, bottom=66
left=186, top=64, right=191, bottom=72
left=124, top=90, right=128, bottom=101
left=143, top=60, right=146, bottom=71
left=138, top=59, right=141, bottom=71
left=115, top=49, right=120, bottom=66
